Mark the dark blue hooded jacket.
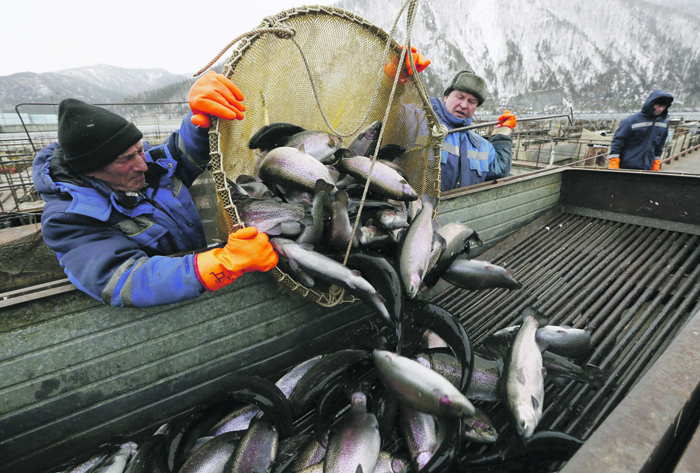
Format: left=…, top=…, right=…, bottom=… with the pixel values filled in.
left=33, top=112, right=211, bottom=307
left=430, top=97, right=513, bottom=191
left=610, top=89, right=674, bottom=170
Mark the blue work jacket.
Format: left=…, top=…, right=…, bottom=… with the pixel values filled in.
left=33, top=112, right=211, bottom=307
left=430, top=97, right=513, bottom=191
left=610, top=90, right=674, bottom=170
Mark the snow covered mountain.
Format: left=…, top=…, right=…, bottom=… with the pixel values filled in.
left=1, top=1, right=698, bottom=114
left=333, top=0, right=700, bottom=112
left=0, top=65, right=190, bottom=112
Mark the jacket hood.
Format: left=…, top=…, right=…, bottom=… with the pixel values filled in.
left=641, top=90, right=674, bottom=118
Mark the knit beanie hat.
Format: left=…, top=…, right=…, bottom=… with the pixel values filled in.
left=443, top=70, right=488, bottom=106
left=57, top=98, right=143, bottom=174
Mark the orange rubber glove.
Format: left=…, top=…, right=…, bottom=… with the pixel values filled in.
left=652, top=159, right=661, bottom=171
left=496, top=110, right=517, bottom=129
left=195, top=227, right=278, bottom=291
left=608, top=157, right=620, bottom=170
left=189, top=70, right=246, bottom=128
left=384, top=46, right=431, bottom=84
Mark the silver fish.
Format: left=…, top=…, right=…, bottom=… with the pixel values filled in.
left=178, top=431, right=240, bottom=473
left=398, top=405, right=438, bottom=471
left=228, top=419, right=278, bottom=473
left=328, top=190, right=354, bottom=251
left=288, top=434, right=327, bottom=472
left=231, top=195, right=305, bottom=234
left=397, top=197, right=437, bottom=298
left=373, top=350, right=475, bottom=417
left=485, top=324, right=591, bottom=359
left=258, top=147, right=335, bottom=193
left=336, top=156, right=418, bottom=201
left=285, top=130, right=343, bottom=164
left=270, top=238, right=391, bottom=327
left=375, top=208, right=409, bottom=230
left=535, top=325, right=592, bottom=358
left=324, top=392, right=380, bottom=473
left=442, top=258, right=522, bottom=291
left=358, top=225, right=393, bottom=248
left=501, top=314, right=545, bottom=439
left=346, top=120, right=382, bottom=157
left=416, top=350, right=501, bottom=402
left=297, top=180, right=333, bottom=246
left=462, top=408, right=499, bottom=444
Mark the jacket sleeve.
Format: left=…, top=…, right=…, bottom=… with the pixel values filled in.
left=163, top=111, right=212, bottom=188
left=609, top=119, right=631, bottom=158
left=41, top=207, right=205, bottom=307
left=655, top=125, right=669, bottom=158
left=486, top=133, right=513, bottom=180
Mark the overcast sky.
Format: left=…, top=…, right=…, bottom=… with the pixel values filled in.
left=0, top=0, right=329, bottom=77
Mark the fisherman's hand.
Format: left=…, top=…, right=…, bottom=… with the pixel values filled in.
left=195, top=227, right=278, bottom=291
left=608, top=157, right=620, bottom=170
left=652, top=159, right=661, bottom=171
left=496, top=110, right=517, bottom=129
left=188, top=70, right=246, bottom=128
left=384, top=45, right=431, bottom=84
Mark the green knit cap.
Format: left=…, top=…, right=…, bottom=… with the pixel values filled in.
left=444, top=70, right=488, bottom=106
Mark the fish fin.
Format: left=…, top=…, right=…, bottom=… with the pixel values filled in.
left=420, top=193, right=439, bottom=209
left=250, top=222, right=276, bottom=235
left=335, top=190, right=349, bottom=206
left=297, top=243, right=314, bottom=251
left=522, top=306, right=549, bottom=327
left=315, top=179, right=335, bottom=194
left=287, top=258, right=301, bottom=272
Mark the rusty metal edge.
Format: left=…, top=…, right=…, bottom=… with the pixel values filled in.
left=561, top=307, right=700, bottom=473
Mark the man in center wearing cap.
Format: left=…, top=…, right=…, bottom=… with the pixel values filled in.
left=432, top=70, right=517, bottom=191
left=32, top=71, right=278, bottom=307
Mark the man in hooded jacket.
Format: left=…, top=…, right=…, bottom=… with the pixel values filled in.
left=608, top=89, right=674, bottom=171
left=32, top=71, right=278, bottom=308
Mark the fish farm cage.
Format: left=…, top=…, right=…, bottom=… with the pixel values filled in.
left=2, top=104, right=697, bottom=230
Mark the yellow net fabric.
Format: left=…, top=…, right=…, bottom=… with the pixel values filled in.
left=208, top=5, right=443, bottom=307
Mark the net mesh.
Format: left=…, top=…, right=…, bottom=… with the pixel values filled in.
left=208, top=5, right=443, bottom=306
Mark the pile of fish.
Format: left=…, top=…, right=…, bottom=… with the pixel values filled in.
left=47, top=303, right=605, bottom=473
left=229, top=121, right=521, bottom=329
left=44, top=123, right=607, bottom=473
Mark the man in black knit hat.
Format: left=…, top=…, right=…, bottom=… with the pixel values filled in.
left=33, top=71, right=278, bottom=307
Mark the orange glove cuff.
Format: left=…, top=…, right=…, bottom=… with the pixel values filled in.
left=189, top=70, right=246, bottom=127
left=608, top=158, right=620, bottom=170
left=652, top=159, right=661, bottom=171
left=196, top=227, right=279, bottom=291
left=195, top=248, right=244, bottom=292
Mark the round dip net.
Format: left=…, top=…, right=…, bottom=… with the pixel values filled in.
left=206, top=4, right=444, bottom=307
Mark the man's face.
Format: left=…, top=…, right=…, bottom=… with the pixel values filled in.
left=444, top=90, right=479, bottom=120
left=653, top=104, right=668, bottom=116
left=86, top=141, right=148, bottom=192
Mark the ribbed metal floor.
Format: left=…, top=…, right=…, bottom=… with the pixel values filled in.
left=430, top=210, right=700, bottom=467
